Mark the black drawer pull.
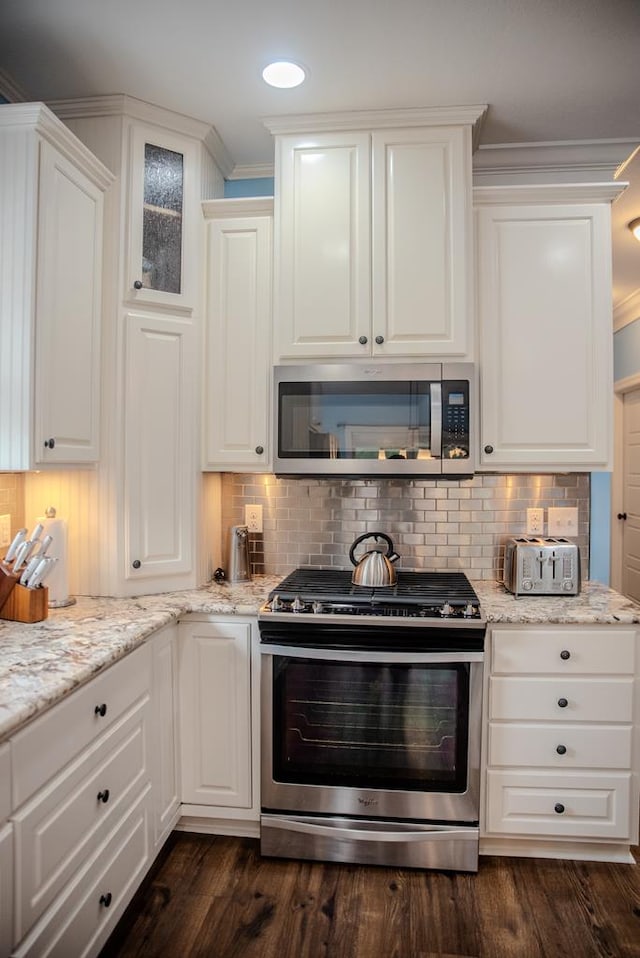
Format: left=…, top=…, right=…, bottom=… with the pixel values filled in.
left=94, top=703, right=107, bottom=717
left=557, top=697, right=568, bottom=708
left=554, top=803, right=565, bottom=815
left=556, top=744, right=567, bottom=755
left=560, top=650, right=571, bottom=660
left=97, top=789, right=110, bottom=804
left=99, top=892, right=113, bottom=908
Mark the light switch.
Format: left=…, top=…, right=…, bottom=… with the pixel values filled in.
left=548, top=507, right=578, bottom=537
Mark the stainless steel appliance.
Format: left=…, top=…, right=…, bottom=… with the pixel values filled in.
left=503, top=536, right=581, bottom=597
left=259, top=568, right=486, bottom=872
left=273, top=363, right=476, bottom=477
left=226, top=525, right=252, bottom=583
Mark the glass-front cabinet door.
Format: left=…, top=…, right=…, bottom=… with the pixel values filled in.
left=126, top=125, right=197, bottom=310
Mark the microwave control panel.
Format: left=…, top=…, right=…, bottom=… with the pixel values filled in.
left=441, top=380, right=469, bottom=458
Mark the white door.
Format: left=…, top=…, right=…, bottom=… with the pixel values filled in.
left=123, top=312, right=195, bottom=581
left=621, top=387, right=640, bottom=602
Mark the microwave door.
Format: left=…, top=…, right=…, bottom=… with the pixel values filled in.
left=430, top=383, right=443, bottom=465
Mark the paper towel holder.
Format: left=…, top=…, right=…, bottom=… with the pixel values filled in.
left=42, top=505, right=76, bottom=609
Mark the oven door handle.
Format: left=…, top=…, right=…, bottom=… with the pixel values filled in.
left=263, top=815, right=478, bottom=843
left=260, top=644, right=483, bottom=664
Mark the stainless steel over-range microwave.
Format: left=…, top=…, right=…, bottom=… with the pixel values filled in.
left=273, top=363, right=477, bottom=477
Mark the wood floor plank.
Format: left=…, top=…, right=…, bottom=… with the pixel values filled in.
left=99, top=836, right=640, bottom=958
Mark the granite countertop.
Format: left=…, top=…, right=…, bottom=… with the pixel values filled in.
left=1, top=575, right=639, bottom=743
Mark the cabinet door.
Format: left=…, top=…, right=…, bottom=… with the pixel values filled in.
left=477, top=203, right=613, bottom=469
left=150, top=625, right=180, bottom=850
left=203, top=211, right=271, bottom=469
left=123, top=312, right=195, bottom=580
left=179, top=621, right=252, bottom=808
left=35, top=140, right=104, bottom=464
left=126, top=125, right=198, bottom=311
left=372, top=126, right=471, bottom=357
left=274, top=131, right=371, bottom=359
left=0, top=824, right=13, bottom=958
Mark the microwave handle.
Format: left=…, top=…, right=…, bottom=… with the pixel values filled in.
left=430, top=383, right=442, bottom=458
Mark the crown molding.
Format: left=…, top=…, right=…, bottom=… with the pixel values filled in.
left=264, top=105, right=488, bottom=150
left=0, top=68, right=30, bottom=102
left=614, top=288, right=640, bottom=333
left=473, top=182, right=627, bottom=206
left=473, top=138, right=638, bottom=185
left=0, top=102, right=114, bottom=189
left=227, top=163, right=275, bottom=180
left=48, top=93, right=234, bottom=177
left=202, top=196, right=274, bottom=219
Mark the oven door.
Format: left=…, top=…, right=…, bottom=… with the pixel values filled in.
left=260, top=644, right=483, bottom=824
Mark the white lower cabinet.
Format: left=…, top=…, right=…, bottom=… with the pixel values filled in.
left=150, top=624, right=180, bottom=850
left=0, top=823, right=13, bottom=958
left=482, top=626, right=639, bottom=859
left=178, top=619, right=256, bottom=817
left=8, top=643, right=154, bottom=958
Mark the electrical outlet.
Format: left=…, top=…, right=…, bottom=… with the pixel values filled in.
left=548, top=507, right=578, bottom=537
left=0, top=515, right=10, bottom=548
left=526, top=508, right=544, bottom=535
left=244, top=504, right=263, bottom=533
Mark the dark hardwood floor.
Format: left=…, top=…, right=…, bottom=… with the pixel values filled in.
left=99, top=834, right=640, bottom=958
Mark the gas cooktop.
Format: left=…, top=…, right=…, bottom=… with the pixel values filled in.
left=259, top=568, right=483, bottom=621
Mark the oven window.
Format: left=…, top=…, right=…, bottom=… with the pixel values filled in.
left=272, top=658, right=470, bottom=792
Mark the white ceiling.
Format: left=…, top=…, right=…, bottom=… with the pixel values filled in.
left=2, top=0, right=639, bottom=308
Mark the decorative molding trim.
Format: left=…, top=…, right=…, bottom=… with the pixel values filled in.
left=227, top=163, right=275, bottom=180
left=474, top=182, right=626, bottom=206
left=613, top=289, right=640, bottom=332
left=613, top=369, right=640, bottom=395
left=0, top=68, right=30, bottom=102
left=0, top=102, right=114, bottom=190
left=473, top=138, right=638, bottom=184
left=263, top=104, right=489, bottom=150
left=202, top=196, right=274, bottom=219
left=49, top=93, right=234, bottom=177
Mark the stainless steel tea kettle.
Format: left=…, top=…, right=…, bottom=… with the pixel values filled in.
left=349, top=532, right=400, bottom=587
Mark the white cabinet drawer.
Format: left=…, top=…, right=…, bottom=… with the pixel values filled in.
left=489, top=676, right=634, bottom=722
left=0, top=743, right=10, bottom=824
left=488, top=723, right=632, bottom=769
left=11, top=643, right=151, bottom=806
left=13, top=700, right=149, bottom=939
left=491, top=629, right=636, bottom=676
left=13, top=785, right=151, bottom=958
left=486, top=770, right=632, bottom=839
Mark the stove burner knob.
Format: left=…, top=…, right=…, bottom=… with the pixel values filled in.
left=270, top=594, right=282, bottom=612
left=440, top=602, right=454, bottom=617
left=291, top=596, right=304, bottom=613
left=463, top=603, right=477, bottom=617
left=312, top=601, right=323, bottom=614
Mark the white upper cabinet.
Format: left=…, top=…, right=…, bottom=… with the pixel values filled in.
left=267, top=107, right=486, bottom=362
left=0, top=103, right=112, bottom=470
left=202, top=198, right=273, bottom=470
left=475, top=184, right=621, bottom=471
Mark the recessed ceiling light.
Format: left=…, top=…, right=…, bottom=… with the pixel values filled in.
left=262, top=61, right=306, bottom=89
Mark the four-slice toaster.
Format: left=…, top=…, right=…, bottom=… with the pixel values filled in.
left=503, top=536, right=581, bottom=597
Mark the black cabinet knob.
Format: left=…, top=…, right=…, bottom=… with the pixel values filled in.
left=374, top=335, right=384, bottom=345
left=255, top=445, right=264, bottom=455
left=99, top=892, right=113, bottom=908
left=554, top=803, right=565, bottom=814
left=556, top=744, right=567, bottom=755
left=617, top=512, right=628, bottom=520
left=557, top=697, right=568, bottom=708
left=94, top=703, right=107, bottom=717
left=132, top=559, right=141, bottom=569
left=43, top=438, right=56, bottom=449
left=358, top=335, right=368, bottom=345
left=484, top=444, right=494, bottom=454
left=560, top=650, right=571, bottom=660
left=133, top=280, right=143, bottom=290
left=97, top=789, right=110, bottom=804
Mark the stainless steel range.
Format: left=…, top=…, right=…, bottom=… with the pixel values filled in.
left=258, top=568, right=486, bottom=872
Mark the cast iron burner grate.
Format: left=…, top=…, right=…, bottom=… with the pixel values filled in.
left=267, top=568, right=479, bottom=608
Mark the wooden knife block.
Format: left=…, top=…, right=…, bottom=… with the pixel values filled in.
left=0, top=580, right=49, bottom=622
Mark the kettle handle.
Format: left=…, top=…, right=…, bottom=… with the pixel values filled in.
left=349, top=532, right=396, bottom=566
